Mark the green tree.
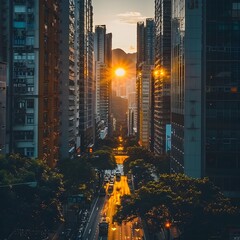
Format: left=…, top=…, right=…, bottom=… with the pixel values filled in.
left=129, top=159, right=154, bottom=189
left=114, top=174, right=240, bottom=239
left=58, top=157, right=96, bottom=202
left=89, top=150, right=117, bottom=171
left=122, top=136, right=139, bottom=149
left=95, top=137, right=118, bottom=149
left=0, top=154, right=65, bottom=239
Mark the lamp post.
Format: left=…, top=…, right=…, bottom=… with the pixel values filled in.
left=165, top=221, right=171, bottom=240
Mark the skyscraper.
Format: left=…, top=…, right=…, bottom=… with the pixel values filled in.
left=1, top=0, right=61, bottom=167
left=153, top=0, right=171, bottom=155
left=94, top=25, right=112, bottom=139
left=59, top=0, right=80, bottom=159
left=78, top=0, right=94, bottom=152
left=136, top=19, right=155, bottom=148
left=171, top=0, right=240, bottom=196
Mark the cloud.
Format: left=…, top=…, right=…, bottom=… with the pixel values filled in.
left=116, top=11, right=147, bottom=24
left=129, top=45, right=136, bottom=52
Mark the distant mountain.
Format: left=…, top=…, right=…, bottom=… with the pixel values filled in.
left=112, top=48, right=136, bottom=77
left=112, top=48, right=136, bottom=64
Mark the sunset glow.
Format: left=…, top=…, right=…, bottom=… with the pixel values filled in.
left=115, top=68, right=126, bottom=77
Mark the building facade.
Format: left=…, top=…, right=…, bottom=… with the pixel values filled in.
left=137, top=64, right=154, bottom=147
left=59, top=0, right=80, bottom=159
left=94, top=25, right=112, bottom=139
left=78, top=0, right=94, bottom=152
left=136, top=19, right=155, bottom=148
left=171, top=0, right=240, bottom=196
left=153, top=0, right=171, bottom=155
left=1, top=0, right=61, bottom=167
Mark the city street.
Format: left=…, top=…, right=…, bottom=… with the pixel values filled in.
left=78, top=155, right=144, bottom=240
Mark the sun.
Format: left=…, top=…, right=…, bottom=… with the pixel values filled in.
left=115, top=68, right=125, bottom=77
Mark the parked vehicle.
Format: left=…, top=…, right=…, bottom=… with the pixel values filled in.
left=107, top=184, right=114, bottom=194
left=99, top=220, right=109, bottom=237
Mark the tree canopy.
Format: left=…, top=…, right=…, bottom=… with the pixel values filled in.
left=114, top=174, right=240, bottom=239
left=89, top=149, right=117, bottom=171
left=0, top=154, right=65, bottom=238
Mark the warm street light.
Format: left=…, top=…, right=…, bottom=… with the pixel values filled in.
left=111, top=223, right=117, bottom=231
left=165, top=221, right=171, bottom=228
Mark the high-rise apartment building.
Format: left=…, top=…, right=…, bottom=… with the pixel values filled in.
left=94, top=25, right=112, bottom=139
left=153, top=0, right=171, bottom=155
left=136, top=19, right=155, bottom=148
left=1, top=0, right=60, bottom=167
left=59, top=0, right=80, bottom=159
left=78, top=0, right=94, bottom=152
left=138, top=65, right=154, bottom=147
left=171, top=0, right=240, bottom=196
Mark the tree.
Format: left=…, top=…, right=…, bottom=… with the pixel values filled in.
left=124, top=147, right=153, bottom=174
left=95, top=137, right=118, bottom=149
left=58, top=156, right=96, bottom=202
left=122, top=136, right=139, bottom=149
left=0, top=154, right=65, bottom=239
left=89, top=150, right=117, bottom=171
left=129, top=159, right=154, bottom=189
left=114, top=174, right=240, bottom=239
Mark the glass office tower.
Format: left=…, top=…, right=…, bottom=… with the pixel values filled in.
left=171, top=0, right=240, bottom=196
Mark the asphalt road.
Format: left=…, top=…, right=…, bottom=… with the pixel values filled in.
left=79, top=156, right=144, bottom=240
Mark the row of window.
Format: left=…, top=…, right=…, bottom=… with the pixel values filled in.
left=15, top=147, right=35, bottom=157
left=13, top=85, right=34, bottom=93
left=13, top=130, right=34, bottom=140
left=14, top=99, right=34, bottom=109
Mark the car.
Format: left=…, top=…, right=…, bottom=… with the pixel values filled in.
left=104, top=177, right=109, bottom=183
left=109, top=179, right=114, bottom=185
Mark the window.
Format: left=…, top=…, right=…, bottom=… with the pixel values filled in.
left=27, top=99, right=34, bottom=108
left=27, top=114, right=34, bottom=124
left=26, top=36, right=34, bottom=45
left=14, top=6, right=26, bottom=13
left=27, top=53, right=35, bottom=60
left=27, top=86, right=34, bottom=93
left=26, top=131, right=34, bottom=140
left=26, top=147, right=34, bottom=157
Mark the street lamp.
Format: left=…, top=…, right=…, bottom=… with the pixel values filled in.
left=165, top=221, right=171, bottom=240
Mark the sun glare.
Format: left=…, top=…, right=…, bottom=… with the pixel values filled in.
left=115, top=68, right=125, bottom=77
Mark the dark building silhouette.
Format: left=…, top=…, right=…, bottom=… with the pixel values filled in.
left=111, top=92, right=128, bottom=135
left=171, top=0, right=240, bottom=196
left=0, top=62, right=7, bottom=155
left=94, top=25, right=112, bottom=139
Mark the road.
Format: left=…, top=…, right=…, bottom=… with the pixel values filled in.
left=115, top=155, right=128, bottom=165
left=80, top=196, right=105, bottom=240
left=78, top=155, right=144, bottom=240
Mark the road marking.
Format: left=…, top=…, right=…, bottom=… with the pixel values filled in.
left=96, top=207, right=98, bottom=211
left=88, top=229, right=91, bottom=234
